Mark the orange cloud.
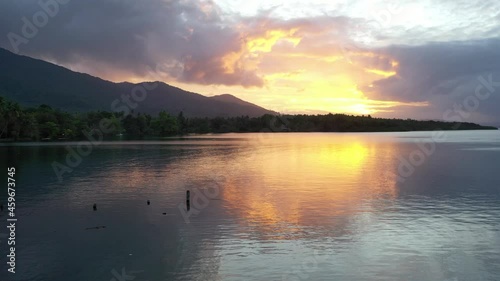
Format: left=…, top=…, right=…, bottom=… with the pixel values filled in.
left=176, top=18, right=422, bottom=116
left=246, top=28, right=302, bottom=53
left=365, top=68, right=397, bottom=78
left=111, top=14, right=424, bottom=116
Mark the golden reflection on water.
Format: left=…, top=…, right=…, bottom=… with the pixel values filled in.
left=221, top=134, right=399, bottom=237
left=78, top=134, right=400, bottom=238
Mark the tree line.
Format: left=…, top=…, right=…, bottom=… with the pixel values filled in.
left=0, top=97, right=496, bottom=141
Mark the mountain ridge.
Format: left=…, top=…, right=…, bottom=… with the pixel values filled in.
left=0, top=48, right=277, bottom=117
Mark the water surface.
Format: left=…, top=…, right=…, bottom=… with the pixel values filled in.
left=1, top=131, right=499, bottom=281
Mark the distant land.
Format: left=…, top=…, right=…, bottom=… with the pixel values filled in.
left=0, top=47, right=497, bottom=141
left=0, top=96, right=496, bottom=141
left=0, top=48, right=276, bottom=117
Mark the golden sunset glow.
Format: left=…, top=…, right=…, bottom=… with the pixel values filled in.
left=4, top=0, right=500, bottom=279
left=220, top=135, right=400, bottom=235
left=90, top=19, right=427, bottom=118
left=153, top=24, right=426, bottom=117
left=349, top=103, right=373, bottom=115
left=24, top=0, right=499, bottom=126
left=70, top=22, right=424, bottom=117
left=365, top=68, right=397, bottom=78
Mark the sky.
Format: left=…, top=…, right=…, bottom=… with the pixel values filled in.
left=1, top=0, right=499, bottom=126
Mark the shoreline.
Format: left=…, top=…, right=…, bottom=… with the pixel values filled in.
left=1, top=128, right=498, bottom=144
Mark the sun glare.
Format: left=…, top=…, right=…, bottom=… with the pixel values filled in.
left=350, top=103, right=373, bottom=115
left=167, top=25, right=420, bottom=117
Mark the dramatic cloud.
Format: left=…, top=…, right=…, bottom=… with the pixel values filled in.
left=363, top=39, right=500, bottom=125
left=0, top=0, right=499, bottom=125
left=0, top=0, right=264, bottom=86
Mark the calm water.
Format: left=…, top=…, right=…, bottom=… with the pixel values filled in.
left=1, top=131, right=500, bottom=281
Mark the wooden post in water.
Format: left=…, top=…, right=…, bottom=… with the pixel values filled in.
left=186, top=190, right=190, bottom=211
left=147, top=200, right=150, bottom=205
left=93, top=203, right=97, bottom=211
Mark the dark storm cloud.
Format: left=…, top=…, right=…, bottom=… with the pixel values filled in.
left=362, top=39, right=500, bottom=126
left=364, top=39, right=500, bottom=102
left=0, top=0, right=263, bottom=87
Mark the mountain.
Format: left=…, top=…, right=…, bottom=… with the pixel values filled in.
left=0, top=48, right=276, bottom=117
left=209, top=94, right=268, bottom=109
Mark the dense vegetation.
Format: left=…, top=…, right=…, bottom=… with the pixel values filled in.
left=0, top=97, right=496, bottom=141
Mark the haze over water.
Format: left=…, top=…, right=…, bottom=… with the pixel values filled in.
left=1, top=130, right=500, bottom=281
